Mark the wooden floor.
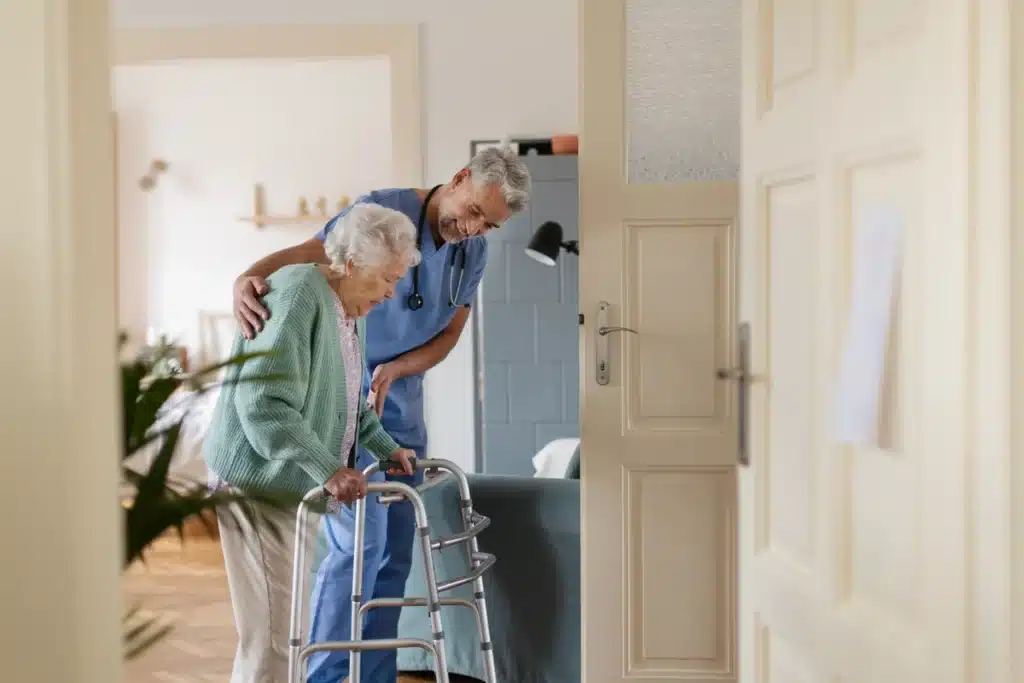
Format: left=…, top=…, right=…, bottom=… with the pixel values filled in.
left=122, top=536, right=476, bottom=682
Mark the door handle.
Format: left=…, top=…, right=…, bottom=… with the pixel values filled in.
left=595, top=301, right=634, bottom=385
left=716, top=322, right=751, bottom=467
left=598, top=325, right=637, bottom=336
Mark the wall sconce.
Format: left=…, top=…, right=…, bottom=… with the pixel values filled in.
left=525, top=221, right=579, bottom=266
left=139, top=159, right=169, bottom=191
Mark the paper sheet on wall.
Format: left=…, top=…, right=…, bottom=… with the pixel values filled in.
left=833, top=206, right=904, bottom=446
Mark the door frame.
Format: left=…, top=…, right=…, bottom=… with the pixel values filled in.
left=1, top=0, right=122, bottom=678
left=112, top=23, right=424, bottom=365
left=114, top=24, right=423, bottom=188
left=1011, top=0, right=1024, bottom=677
left=974, top=1, right=1019, bottom=681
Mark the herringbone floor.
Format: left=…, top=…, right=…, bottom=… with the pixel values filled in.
left=122, top=536, right=474, bottom=682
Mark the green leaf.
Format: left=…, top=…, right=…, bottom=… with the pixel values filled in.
left=189, top=350, right=274, bottom=381
left=132, top=420, right=181, bottom=513
left=121, top=360, right=147, bottom=457
left=128, top=376, right=184, bottom=453
left=122, top=602, right=143, bottom=624
left=122, top=606, right=174, bottom=660
left=123, top=481, right=313, bottom=568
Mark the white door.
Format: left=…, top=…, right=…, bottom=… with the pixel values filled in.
left=739, top=1, right=972, bottom=681
left=579, top=1, right=740, bottom=681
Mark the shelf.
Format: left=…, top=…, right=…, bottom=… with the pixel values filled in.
left=242, top=183, right=350, bottom=230
left=238, top=214, right=333, bottom=229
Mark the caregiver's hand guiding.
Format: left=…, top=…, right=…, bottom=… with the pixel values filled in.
left=203, top=202, right=420, bottom=683
left=368, top=361, right=401, bottom=417
left=383, top=445, right=416, bottom=476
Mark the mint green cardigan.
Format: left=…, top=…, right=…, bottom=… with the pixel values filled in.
left=204, top=264, right=400, bottom=495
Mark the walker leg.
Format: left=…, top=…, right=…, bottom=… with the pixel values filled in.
left=415, top=523, right=451, bottom=683
left=349, top=498, right=368, bottom=683
left=288, top=499, right=317, bottom=683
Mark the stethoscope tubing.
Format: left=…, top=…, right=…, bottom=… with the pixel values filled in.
left=407, top=185, right=467, bottom=310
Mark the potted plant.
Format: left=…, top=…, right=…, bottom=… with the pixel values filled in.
left=118, top=335, right=305, bottom=659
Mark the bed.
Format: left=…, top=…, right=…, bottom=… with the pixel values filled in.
left=397, top=445, right=582, bottom=683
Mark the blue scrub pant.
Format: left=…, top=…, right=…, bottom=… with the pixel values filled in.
left=306, top=446, right=425, bottom=683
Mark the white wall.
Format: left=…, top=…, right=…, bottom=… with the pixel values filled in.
left=114, top=0, right=579, bottom=470
left=114, top=57, right=392, bottom=352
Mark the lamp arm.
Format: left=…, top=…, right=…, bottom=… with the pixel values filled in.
left=562, top=240, right=580, bottom=255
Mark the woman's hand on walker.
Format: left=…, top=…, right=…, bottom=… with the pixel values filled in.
left=324, top=467, right=368, bottom=502
left=386, top=448, right=417, bottom=476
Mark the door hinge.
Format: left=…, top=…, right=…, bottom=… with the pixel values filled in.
left=578, top=313, right=585, bottom=325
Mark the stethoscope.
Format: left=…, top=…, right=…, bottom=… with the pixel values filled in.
left=407, top=185, right=468, bottom=310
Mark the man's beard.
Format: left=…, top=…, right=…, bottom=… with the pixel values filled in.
left=438, top=216, right=466, bottom=243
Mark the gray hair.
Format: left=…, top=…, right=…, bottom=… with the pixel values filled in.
left=467, top=146, right=532, bottom=213
left=323, top=203, right=421, bottom=273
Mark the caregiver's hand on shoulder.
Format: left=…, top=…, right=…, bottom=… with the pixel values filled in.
left=385, top=448, right=416, bottom=476
left=233, top=274, right=270, bottom=340
left=324, top=467, right=368, bottom=503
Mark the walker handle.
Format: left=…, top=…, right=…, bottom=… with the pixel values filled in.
left=378, top=455, right=417, bottom=474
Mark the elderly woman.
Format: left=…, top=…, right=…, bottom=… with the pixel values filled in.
left=203, top=202, right=421, bottom=683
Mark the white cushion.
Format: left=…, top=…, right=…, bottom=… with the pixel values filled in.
left=531, top=438, right=581, bottom=478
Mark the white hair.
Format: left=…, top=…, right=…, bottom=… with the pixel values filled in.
left=323, top=203, right=421, bottom=273
left=467, top=145, right=532, bottom=213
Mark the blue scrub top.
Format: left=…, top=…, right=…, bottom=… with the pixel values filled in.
left=315, top=188, right=488, bottom=450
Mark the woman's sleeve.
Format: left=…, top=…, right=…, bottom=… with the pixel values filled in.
left=232, top=282, right=338, bottom=485
left=357, top=403, right=401, bottom=461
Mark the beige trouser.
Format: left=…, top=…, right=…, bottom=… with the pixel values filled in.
left=217, top=500, right=320, bottom=683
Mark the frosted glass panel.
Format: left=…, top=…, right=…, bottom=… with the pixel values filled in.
left=626, top=0, right=741, bottom=183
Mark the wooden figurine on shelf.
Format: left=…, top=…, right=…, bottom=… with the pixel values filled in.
left=253, top=184, right=267, bottom=218
left=298, top=197, right=309, bottom=216
left=316, top=196, right=327, bottom=215
left=337, top=195, right=351, bottom=212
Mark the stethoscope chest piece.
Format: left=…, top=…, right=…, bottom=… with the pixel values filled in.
left=408, top=185, right=442, bottom=311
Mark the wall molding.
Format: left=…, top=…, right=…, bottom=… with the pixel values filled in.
left=114, top=24, right=423, bottom=187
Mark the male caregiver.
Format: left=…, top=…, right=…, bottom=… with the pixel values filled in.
left=232, top=146, right=532, bottom=683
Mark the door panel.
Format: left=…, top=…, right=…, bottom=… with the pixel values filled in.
left=580, top=0, right=740, bottom=680
left=627, top=469, right=736, bottom=675
left=625, top=221, right=731, bottom=430
left=740, top=0, right=970, bottom=681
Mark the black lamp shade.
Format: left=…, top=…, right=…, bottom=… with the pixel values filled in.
left=525, top=221, right=564, bottom=267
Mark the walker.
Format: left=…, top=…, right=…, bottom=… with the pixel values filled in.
left=287, top=458, right=498, bottom=683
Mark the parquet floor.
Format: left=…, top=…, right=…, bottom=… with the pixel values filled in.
left=122, top=536, right=474, bottom=682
